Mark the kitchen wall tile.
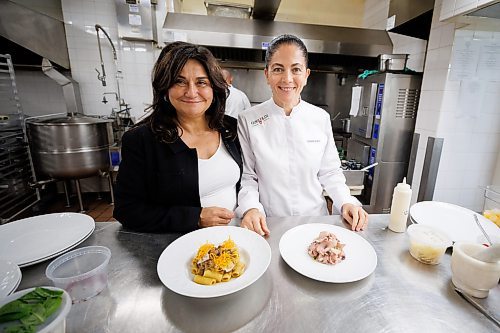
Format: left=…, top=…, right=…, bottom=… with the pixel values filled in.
left=441, top=89, right=459, bottom=112
left=462, top=166, right=482, bottom=187
left=437, top=46, right=453, bottom=69
left=439, top=0, right=455, bottom=21
left=439, top=23, right=457, bottom=47
left=416, top=109, right=440, bottom=132
left=454, top=29, right=474, bottom=38
left=475, top=133, right=500, bottom=154
left=425, top=49, right=440, bottom=70
left=433, top=188, right=461, bottom=203
left=428, top=27, right=442, bottom=50
left=457, top=187, right=482, bottom=211
left=482, top=92, right=500, bottom=115
left=419, top=90, right=444, bottom=111
left=454, top=0, right=478, bottom=14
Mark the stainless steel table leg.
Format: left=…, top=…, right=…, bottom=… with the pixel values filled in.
left=63, top=181, right=71, bottom=208
left=75, top=179, right=85, bottom=213
left=108, top=173, right=114, bottom=205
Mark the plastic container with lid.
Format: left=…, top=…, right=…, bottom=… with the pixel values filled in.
left=483, top=185, right=500, bottom=227
left=407, top=224, right=452, bottom=265
left=46, top=246, right=111, bottom=303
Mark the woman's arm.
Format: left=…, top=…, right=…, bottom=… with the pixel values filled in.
left=113, top=128, right=202, bottom=233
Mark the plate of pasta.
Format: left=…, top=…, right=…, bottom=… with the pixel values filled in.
left=157, top=226, right=271, bottom=298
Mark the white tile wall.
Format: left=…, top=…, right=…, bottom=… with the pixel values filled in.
left=388, top=32, right=428, bottom=72
left=412, top=0, right=500, bottom=212
left=61, top=0, right=157, bottom=121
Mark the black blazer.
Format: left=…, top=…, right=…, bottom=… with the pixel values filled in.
left=113, top=116, right=242, bottom=233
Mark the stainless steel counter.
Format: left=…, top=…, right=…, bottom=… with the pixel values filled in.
left=18, top=215, right=499, bottom=332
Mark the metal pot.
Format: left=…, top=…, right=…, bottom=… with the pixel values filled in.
left=341, top=118, right=351, bottom=133
left=26, top=116, right=113, bottom=179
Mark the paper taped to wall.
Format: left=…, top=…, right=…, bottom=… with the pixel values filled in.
left=349, top=86, right=363, bottom=116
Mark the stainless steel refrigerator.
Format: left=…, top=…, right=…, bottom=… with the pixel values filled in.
left=347, top=73, right=422, bottom=213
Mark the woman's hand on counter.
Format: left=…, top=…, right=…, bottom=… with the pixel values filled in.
left=341, top=203, right=369, bottom=231
left=199, top=207, right=235, bottom=227
left=241, top=208, right=270, bottom=237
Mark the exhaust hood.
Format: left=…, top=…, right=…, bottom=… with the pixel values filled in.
left=0, top=0, right=69, bottom=68
left=465, top=1, right=500, bottom=19
left=387, top=0, right=434, bottom=40
left=163, top=12, right=393, bottom=58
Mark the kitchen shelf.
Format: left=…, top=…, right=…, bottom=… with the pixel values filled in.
left=0, top=54, right=39, bottom=223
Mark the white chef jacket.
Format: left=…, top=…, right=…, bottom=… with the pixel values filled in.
left=225, top=85, right=251, bottom=119
left=236, top=98, right=360, bottom=217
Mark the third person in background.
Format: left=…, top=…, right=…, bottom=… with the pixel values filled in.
left=235, top=34, right=369, bottom=236
left=221, top=68, right=251, bottom=119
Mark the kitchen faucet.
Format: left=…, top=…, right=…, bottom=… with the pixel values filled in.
left=95, top=24, right=127, bottom=117
left=102, top=92, right=125, bottom=107
left=95, top=24, right=116, bottom=87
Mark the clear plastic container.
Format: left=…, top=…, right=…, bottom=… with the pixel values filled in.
left=46, top=246, right=111, bottom=303
left=483, top=185, right=500, bottom=227
left=0, top=286, right=71, bottom=333
left=407, top=224, right=452, bottom=265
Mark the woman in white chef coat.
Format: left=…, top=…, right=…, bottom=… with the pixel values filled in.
left=235, top=34, right=368, bottom=236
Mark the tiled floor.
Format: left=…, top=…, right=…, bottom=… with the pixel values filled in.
left=46, top=192, right=116, bottom=222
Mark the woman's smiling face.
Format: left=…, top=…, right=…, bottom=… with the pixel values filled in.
left=168, top=59, right=213, bottom=119
left=264, top=43, right=310, bottom=111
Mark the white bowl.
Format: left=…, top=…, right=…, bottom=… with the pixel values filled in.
left=0, top=286, right=71, bottom=333
left=451, top=243, right=500, bottom=298
left=46, top=246, right=111, bottom=303
left=407, top=224, right=452, bottom=265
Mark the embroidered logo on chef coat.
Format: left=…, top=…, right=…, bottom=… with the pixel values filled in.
left=306, top=139, right=321, bottom=143
left=250, top=114, right=270, bottom=127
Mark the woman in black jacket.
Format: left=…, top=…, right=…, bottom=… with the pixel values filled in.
left=113, top=43, right=242, bottom=233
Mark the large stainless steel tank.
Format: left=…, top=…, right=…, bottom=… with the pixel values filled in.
left=26, top=116, right=113, bottom=179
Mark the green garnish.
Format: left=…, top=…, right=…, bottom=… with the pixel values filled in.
left=0, top=288, right=64, bottom=333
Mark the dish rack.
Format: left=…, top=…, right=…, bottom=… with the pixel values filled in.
left=0, top=54, right=39, bottom=224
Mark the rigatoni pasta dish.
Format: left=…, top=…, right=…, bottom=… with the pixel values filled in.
left=191, top=237, right=245, bottom=285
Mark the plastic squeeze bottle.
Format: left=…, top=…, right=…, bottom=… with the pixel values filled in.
left=388, top=177, right=412, bottom=232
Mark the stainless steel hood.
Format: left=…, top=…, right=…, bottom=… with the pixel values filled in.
left=0, top=0, right=69, bottom=69
left=387, top=0, right=434, bottom=40
left=163, top=13, right=393, bottom=58
left=466, top=1, right=500, bottom=19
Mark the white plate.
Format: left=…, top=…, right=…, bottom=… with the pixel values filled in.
left=0, top=213, right=95, bottom=267
left=0, top=259, right=21, bottom=298
left=279, top=223, right=377, bottom=283
left=157, top=226, right=271, bottom=298
left=17, top=227, right=95, bottom=268
left=410, top=201, right=500, bottom=244
left=0, top=286, right=71, bottom=333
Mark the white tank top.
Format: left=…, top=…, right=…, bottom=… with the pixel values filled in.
left=198, top=137, right=239, bottom=211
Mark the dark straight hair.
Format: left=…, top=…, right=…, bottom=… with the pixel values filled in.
left=139, top=43, right=230, bottom=143
left=265, top=34, right=309, bottom=69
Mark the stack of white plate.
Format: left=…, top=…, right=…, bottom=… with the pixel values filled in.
left=0, top=213, right=95, bottom=268
left=409, top=201, right=500, bottom=244
left=0, top=259, right=21, bottom=298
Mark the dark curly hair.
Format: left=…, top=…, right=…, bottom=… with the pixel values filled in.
left=265, top=34, right=308, bottom=69
left=139, top=42, right=230, bottom=143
